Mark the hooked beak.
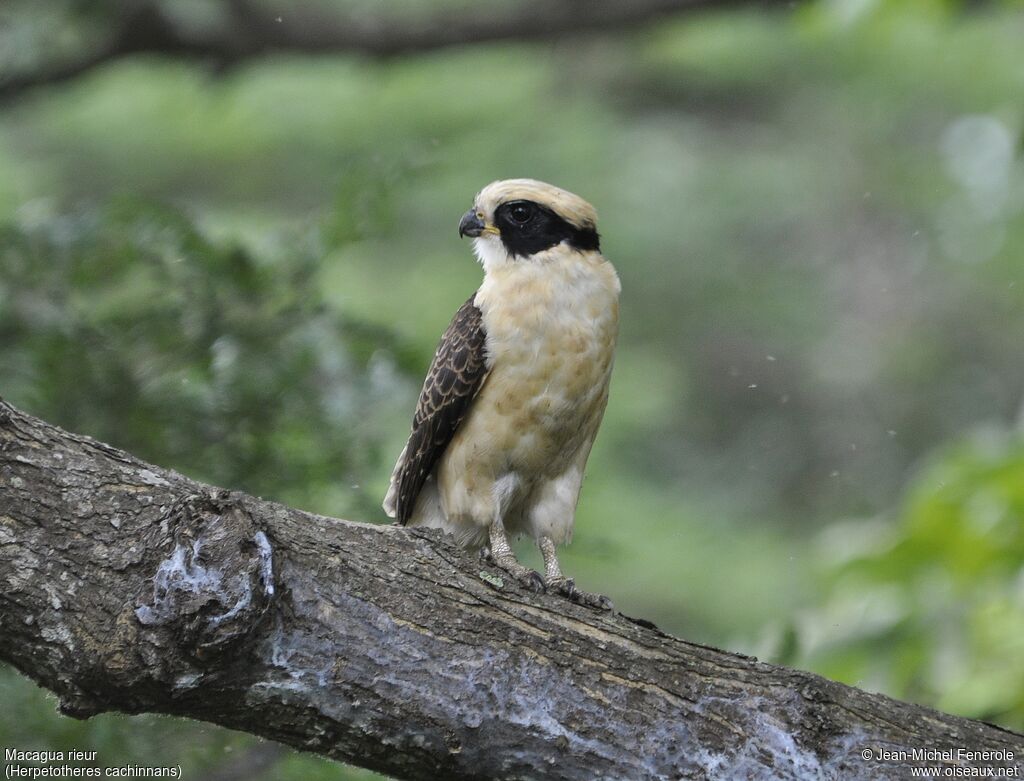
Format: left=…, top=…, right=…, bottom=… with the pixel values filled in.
left=458, top=209, right=486, bottom=238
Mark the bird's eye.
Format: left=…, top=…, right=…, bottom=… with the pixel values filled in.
left=508, top=203, right=534, bottom=224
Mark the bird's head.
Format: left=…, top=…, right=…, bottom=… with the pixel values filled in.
left=458, top=179, right=600, bottom=269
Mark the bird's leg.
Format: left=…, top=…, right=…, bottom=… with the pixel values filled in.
left=538, top=536, right=614, bottom=611
left=538, top=535, right=568, bottom=588
left=486, top=518, right=544, bottom=592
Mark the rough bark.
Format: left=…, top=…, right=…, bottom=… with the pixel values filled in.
left=0, top=397, right=1021, bottom=781
left=0, top=0, right=794, bottom=104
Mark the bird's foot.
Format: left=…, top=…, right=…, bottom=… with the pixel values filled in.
left=546, top=577, right=614, bottom=611
left=481, top=548, right=545, bottom=592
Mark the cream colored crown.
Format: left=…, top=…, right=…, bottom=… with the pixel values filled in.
left=474, top=179, right=597, bottom=230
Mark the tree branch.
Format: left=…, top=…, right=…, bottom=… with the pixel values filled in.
left=0, top=0, right=792, bottom=104
left=0, top=397, right=1020, bottom=780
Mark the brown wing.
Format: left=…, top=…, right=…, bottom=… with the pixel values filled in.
left=386, top=295, right=488, bottom=524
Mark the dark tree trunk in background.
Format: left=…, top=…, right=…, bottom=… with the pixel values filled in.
left=0, top=399, right=1021, bottom=780
left=0, top=0, right=796, bottom=103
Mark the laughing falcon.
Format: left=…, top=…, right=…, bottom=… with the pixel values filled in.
left=383, top=179, right=619, bottom=605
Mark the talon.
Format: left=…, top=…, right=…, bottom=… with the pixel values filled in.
left=524, top=570, right=545, bottom=592
left=592, top=593, right=614, bottom=611
left=486, top=519, right=544, bottom=594
left=572, top=590, right=613, bottom=610
left=550, top=578, right=613, bottom=611
left=546, top=576, right=575, bottom=597
left=491, top=554, right=545, bottom=593
left=508, top=565, right=545, bottom=593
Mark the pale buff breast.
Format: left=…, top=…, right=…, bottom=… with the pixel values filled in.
left=437, top=251, right=620, bottom=530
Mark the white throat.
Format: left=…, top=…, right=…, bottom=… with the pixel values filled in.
left=472, top=235, right=513, bottom=274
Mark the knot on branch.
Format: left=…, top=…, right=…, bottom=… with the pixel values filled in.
left=135, top=491, right=276, bottom=664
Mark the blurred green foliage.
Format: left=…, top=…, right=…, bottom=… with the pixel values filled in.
left=0, top=0, right=1023, bottom=776
left=798, top=431, right=1024, bottom=730
left=0, top=201, right=403, bottom=518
